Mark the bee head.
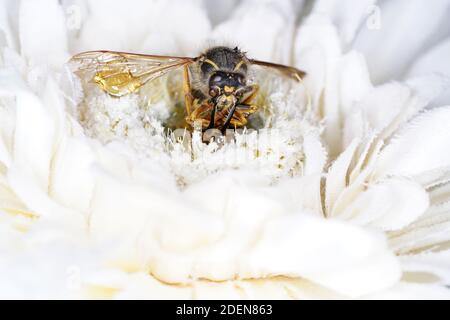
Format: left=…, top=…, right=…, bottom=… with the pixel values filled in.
left=200, top=46, right=248, bottom=97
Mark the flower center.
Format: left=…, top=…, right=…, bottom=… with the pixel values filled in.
left=74, top=74, right=316, bottom=186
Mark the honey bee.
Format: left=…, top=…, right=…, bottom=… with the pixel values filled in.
left=69, top=46, right=306, bottom=131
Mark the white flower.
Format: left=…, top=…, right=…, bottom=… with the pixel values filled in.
left=1, top=0, right=450, bottom=299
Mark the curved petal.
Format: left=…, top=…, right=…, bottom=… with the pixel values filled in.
left=353, top=0, right=450, bottom=84
left=374, top=106, right=450, bottom=178
left=294, top=15, right=342, bottom=156
left=50, top=136, right=97, bottom=215
left=344, top=74, right=449, bottom=146
left=366, top=282, right=450, bottom=299
left=400, top=250, right=450, bottom=285
left=389, top=201, right=450, bottom=255
left=0, top=0, right=19, bottom=52
left=113, top=273, right=344, bottom=300
left=312, top=0, right=377, bottom=46
left=69, top=0, right=210, bottom=55
left=302, top=131, right=327, bottom=175
left=204, top=0, right=239, bottom=27
left=19, top=0, right=69, bottom=67
left=406, top=37, right=450, bottom=107
left=325, top=138, right=360, bottom=215
left=241, top=212, right=401, bottom=297
left=406, top=38, right=450, bottom=80
left=210, top=0, right=297, bottom=62
left=338, top=178, right=429, bottom=231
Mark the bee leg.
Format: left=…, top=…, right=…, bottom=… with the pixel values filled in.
left=236, top=103, right=258, bottom=114
left=222, top=104, right=238, bottom=132
left=230, top=111, right=248, bottom=127
left=230, top=107, right=254, bottom=127
left=207, top=103, right=217, bottom=129
left=186, top=99, right=209, bottom=129
left=242, top=84, right=259, bottom=105
left=183, top=65, right=193, bottom=116
left=228, top=103, right=258, bottom=128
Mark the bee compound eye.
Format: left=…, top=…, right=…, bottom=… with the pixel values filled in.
left=212, top=74, right=222, bottom=83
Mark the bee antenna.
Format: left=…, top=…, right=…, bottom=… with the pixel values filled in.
left=233, top=46, right=247, bottom=57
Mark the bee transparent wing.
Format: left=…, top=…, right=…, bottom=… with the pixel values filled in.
left=249, top=59, right=306, bottom=82
left=69, top=50, right=195, bottom=97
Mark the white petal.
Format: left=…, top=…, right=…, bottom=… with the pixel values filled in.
left=389, top=202, right=450, bottom=254
left=12, top=92, right=55, bottom=191
left=19, top=0, right=69, bottom=67
left=0, top=234, right=105, bottom=299
left=302, top=131, right=327, bottom=175
left=339, top=51, right=373, bottom=119
left=0, top=0, right=19, bottom=51
left=50, top=136, right=96, bottom=215
left=294, top=15, right=342, bottom=156
left=348, top=134, right=382, bottom=184
left=6, top=165, right=81, bottom=219
left=338, top=178, right=429, bottom=231
left=400, top=251, right=450, bottom=285
left=345, top=74, right=449, bottom=146
left=405, top=73, right=450, bottom=110
left=88, top=167, right=225, bottom=256
left=240, top=212, right=401, bottom=297
left=275, top=174, right=324, bottom=215
left=406, top=38, right=450, bottom=107
left=0, top=66, right=29, bottom=94
left=354, top=82, right=412, bottom=132
left=406, top=38, right=450, bottom=80
left=113, top=273, right=192, bottom=300
left=413, top=166, right=450, bottom=189
left=71, top=0, right=210, bottom=55
left=312, top=0, right=376, bottom=46
left=140, top=0, right=211, bottom=55
left=0, top=138, right=11, bottom=168
left=204, top=0, right=239, bottom=26
left=342, top=109, right=370, bottom=149
left=353, top=0, right=450, bottom=83
left=325, top=138, right=360, bottom=215
left=428, top=180, right=450, bottom=207
left=112, top=273, right=343, bottom=300
left=366, top=282, right=450, bottom=299
left=330, top=137, right=382, bottom=217
left=374, top=106, right=450, bottom=178
left=210, top=0, right=296, bottom=62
